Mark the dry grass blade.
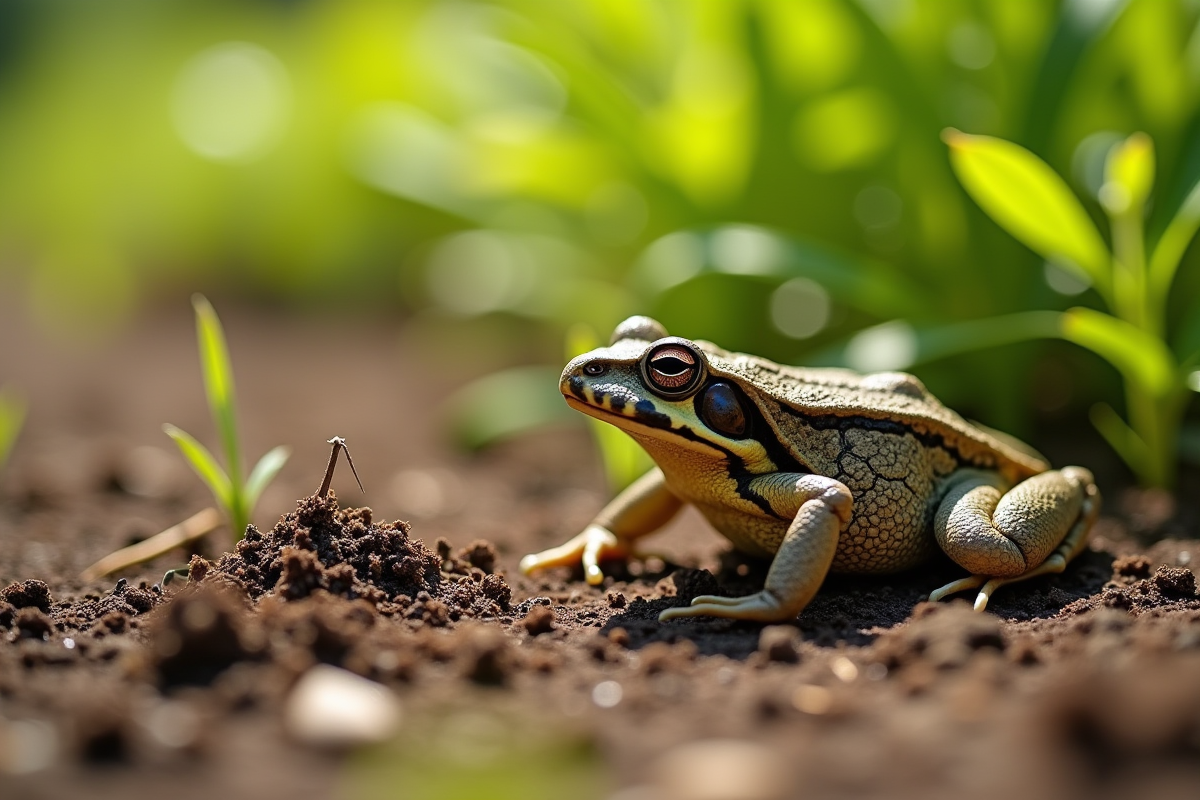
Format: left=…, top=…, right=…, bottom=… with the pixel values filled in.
left=80, top=507, right=222, bottom=582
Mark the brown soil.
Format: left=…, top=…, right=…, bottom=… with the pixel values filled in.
left=2, top=302, right=1200, bottom=800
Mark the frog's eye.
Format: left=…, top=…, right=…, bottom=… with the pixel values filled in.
left=641, top=342, right=705, bottom=399
left=698, top=382, right=747, bottom=437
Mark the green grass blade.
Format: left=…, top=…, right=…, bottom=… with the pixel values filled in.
left=1149, top=178, right=1200, bottom=304
left=163, top=423, right=234, bottom=511
left=1089, top=402, right=1150, bottom=478
left=192, top=295, right=243, bottom=486
left=244, top=445, right=291, bottom=509
left=1061, top=307, right=1177, bottom=397
left=0, top=388, right=26, bottom=469
left=944, top=130, right=1112, bottom=299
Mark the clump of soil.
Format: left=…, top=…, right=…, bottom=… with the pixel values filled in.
left=211, top=491, right=510, bottom=622
left=1062, top=564, right=1200, bottom=616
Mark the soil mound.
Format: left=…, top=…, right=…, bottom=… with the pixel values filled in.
left=212, top=492, right=510, bottom=623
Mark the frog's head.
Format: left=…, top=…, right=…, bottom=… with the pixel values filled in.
left=560, top=316, right=774, bottom=469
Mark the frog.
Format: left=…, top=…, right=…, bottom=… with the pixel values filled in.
left=520, top=316, right=1100, bottom=623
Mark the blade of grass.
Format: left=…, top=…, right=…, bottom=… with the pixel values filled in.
left=163, top=423, right=234, bottom=509
left=1089, top=402, right=1150, bottom=478
left=1149, top=178, right=1200, bottom=309
left=192, top=295, right=243, bottom=490
left=245, top=445, right=291, bottom=509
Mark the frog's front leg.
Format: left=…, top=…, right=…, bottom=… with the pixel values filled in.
left=660, top=474, right=853, bottom=623
left=929, top=467, right=1099, bottom=611
left=520, top=467, right=682, bottom=584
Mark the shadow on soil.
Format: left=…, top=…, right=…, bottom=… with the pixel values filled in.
left=600, top=548, right=1115, bottom=659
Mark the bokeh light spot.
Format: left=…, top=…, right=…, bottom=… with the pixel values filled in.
left=770, top=278, right=831, bottom=339
left=947, top=22, right=996, bottom=70
left=845, top=320, right=918, bottom=372
left=793, top=88, right=895, bottom=172
left=632, top=232, right=705, bottom=294
left=425, top=231, right=533, bottom=315
left=170, top=42, right=291, bottom=163
left=711, top=225, right=784, bottom=275
left=585, top=183, right=649, bottom=245
left=853, top=185, right=903, bottom=231
left=1043, top=260, right=1091, bottom=296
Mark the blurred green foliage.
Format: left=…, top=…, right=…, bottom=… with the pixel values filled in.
left=2, top=0, right=1200, bottom=481
left=0, top=387, right=25, bottom=470
left=347, top=709, right=608, bottom=800
left=163, top=296, right=290, bottom=537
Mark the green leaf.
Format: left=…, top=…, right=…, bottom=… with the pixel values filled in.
left=1060, top=307, right=1176, bottom=397
left=192, top=294, right=242, bottom=484
left=944, top=130, right=1111, bottom=297
left=163, top=423, right=233, bottom=511
left=447, top=366, right=579, bottom=450
left=244, top=445, right=291, bottom=509
left=0, top=388, right=26, bottom=469
left=1089, top=402, right=1150, bottom=478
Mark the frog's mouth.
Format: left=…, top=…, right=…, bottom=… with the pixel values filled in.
left=563, top=393, right=673, bottom=433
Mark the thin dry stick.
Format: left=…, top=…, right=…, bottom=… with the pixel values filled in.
left=318, top=436, right=364, bottom=498
left=80, top=507, right=222, bottom=582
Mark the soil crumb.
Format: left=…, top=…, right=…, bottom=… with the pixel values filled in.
left=211, top=491, right=511, bottom=622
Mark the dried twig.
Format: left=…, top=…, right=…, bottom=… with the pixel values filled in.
left=318, top=436, right=364, bottom=498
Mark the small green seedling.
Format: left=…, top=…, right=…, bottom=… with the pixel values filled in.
left=0, top=387, right=24, bottom=470
left=164, top=295, right=290, bottom=539
left=943, top=130, right=1200, bottom=487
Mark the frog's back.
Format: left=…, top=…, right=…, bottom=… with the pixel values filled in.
left=700, top=344, right=1048, bottom=484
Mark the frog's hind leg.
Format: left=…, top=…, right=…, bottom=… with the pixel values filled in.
left=929, top=467, right=1099, bottom=612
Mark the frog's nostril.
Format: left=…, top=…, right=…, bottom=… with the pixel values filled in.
left=583, top=363, right=607, bottom=377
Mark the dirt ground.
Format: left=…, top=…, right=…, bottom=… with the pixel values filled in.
left=2, top=299, right=1200, bottom=800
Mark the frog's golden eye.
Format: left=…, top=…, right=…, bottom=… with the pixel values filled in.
left=641, top=341, right=705, bottom=399
left=699, top=382, right=747, bottom=437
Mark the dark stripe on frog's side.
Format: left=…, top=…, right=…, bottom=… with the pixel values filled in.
left=777, top=407, right=997, bottom=471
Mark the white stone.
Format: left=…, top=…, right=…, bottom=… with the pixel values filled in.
left=284, top=665, right=401, bottom=749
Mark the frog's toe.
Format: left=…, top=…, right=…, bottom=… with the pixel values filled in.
left=521, top=525, right=625, bottom=584
left=928, top=575, right=986, bottom=603
left=658, top=590, right=788, bottom=622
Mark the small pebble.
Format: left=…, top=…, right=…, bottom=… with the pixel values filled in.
left=521, top=605, right=556, bottom=636
left=284, top=665, right=401, bottom=749
left=592, top=680, right=623, bottom=708
left=792, top=685, right=834, bottom=715
left=758, top=626, right=799, bottom=664
left=831, top=656, right=858, bottom=683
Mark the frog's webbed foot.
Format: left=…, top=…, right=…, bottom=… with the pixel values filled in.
left=520, top=525, right=628, bottom=585
left=930, top=467, right=1099, bottom=612
left=660, top=590, right=785, bottom=622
